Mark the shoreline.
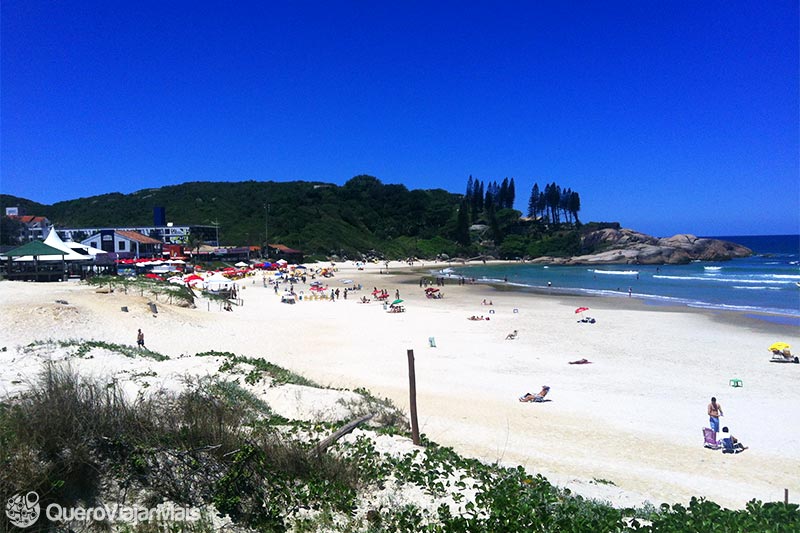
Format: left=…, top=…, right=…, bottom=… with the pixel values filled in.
left=399, top=262, right=800, bottom=334
left=404, top=260, right=800, bottom=320
left=1, top=262, right=799, bottom=510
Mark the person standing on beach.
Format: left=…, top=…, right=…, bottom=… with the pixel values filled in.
left=708, top=397, right=723, bottom=432
left=137, top=329, right=145, bottom=349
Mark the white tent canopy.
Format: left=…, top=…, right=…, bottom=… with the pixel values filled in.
left=14, top=227, right=89, bottom=262
left=204, top=271, right=235, bottom=291
left=44, top=228, right=92, bottom=261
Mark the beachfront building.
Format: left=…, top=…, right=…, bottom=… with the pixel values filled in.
left=266, top=243, right=304, bottom=263
left=81, top=230, right=163, bottom=259
left=0, top=227, right=103, bottom=281
left=4, top=207, right=52, bottom=242
left=58, top=224, right=218, bottom=247
left=0, top=240, right=70, bottom=281
left=191, top=244, right=252, bottom=262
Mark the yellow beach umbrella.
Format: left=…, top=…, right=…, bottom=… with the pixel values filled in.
left=769, top=342, right=791, bottom=352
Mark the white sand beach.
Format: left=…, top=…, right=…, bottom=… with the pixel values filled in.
left=1, top=262, right=798, bottom=510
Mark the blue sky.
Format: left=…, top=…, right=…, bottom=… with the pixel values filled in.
left=2, top=1, right=798, bottom=237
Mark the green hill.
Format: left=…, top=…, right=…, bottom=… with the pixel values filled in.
left=2, top=176, right=463, bottom=257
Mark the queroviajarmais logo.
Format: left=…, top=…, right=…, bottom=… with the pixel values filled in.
left=6, top=491, right=40, bottom=528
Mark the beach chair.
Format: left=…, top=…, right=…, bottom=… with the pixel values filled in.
left=505, top=330, right=518, bottom=340
left=703, top=428, right=721, bottom=450
left=721, top=437, right=745, bottom=454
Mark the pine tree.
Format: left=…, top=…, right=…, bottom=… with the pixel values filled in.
left=471, top=179, right=484, bottom=221
left=528, top=183, right=540, bottom=218
left=508, top=178, right=516, bottom=209
left=499, top=178, right=509, bottom=209
left=569, top=191, right=581, bottom=224
left=455, top=199, right=471, bottom=246
left=560, top=188, right=572, bottom=224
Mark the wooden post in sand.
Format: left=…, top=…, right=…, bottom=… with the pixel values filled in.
left=407, top=349, right=420, bottom=445
left=786, top=488, right=789, bottom=505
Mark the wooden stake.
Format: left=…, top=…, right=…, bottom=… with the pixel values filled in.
left=315, top=413, right=374, bottom=455
left=786, top=488, right=789, bottom=505
left=407, top=349, right=420, bottom=445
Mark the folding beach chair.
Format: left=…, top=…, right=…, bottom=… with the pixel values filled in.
left=721, top=436, right=745, bottom=454
left=703, top=428, right=721, bottom=450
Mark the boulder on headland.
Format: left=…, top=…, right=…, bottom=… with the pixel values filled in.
left=532, top=229, right=752, bottom=265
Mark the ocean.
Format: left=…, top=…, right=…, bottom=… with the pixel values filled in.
left=440, top=235, right=800, bottom=324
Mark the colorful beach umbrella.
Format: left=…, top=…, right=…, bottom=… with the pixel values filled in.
left=392, top=299, right=404, bottom=305
left=575, top=307, right=590, bottom=314
left=769, top=342, right=791, bottom=352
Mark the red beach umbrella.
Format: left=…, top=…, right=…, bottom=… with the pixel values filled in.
left=575, top=307, right=589, bottom=314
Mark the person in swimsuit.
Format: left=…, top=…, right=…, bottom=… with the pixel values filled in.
left=708, top=397, right=723, bottom=432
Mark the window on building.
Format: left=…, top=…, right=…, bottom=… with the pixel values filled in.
left=118, top=241, right=126, bottom=251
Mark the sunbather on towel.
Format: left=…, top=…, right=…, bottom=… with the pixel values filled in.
left=519, top=386, right=550, bottom=402
left=569, top=358, right=592, bottom=364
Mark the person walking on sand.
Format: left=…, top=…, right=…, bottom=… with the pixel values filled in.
left=137, top=329, right=145, bottom=349
left=708, top=396, right=723, bottom=432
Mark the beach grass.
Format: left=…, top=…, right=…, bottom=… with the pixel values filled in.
left=2, top=361, right=798, bottom=532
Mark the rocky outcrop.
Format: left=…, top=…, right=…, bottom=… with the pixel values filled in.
left=531, top=229, right=752, bottom=265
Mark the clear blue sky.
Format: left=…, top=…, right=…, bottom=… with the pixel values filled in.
left=2, top=1, right=798, bottom=237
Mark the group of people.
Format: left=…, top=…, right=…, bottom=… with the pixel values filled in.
left=708, top=397, right=747, bottom=453
left=420, top=276, right=448, bottom=287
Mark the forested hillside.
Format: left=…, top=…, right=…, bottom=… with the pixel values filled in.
left=1, top=176, right=588, bottom=258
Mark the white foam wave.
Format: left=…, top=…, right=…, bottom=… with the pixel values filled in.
left=498, top=281, right=800, bottom=316
left=591, top=269, right=639, bottom=276
left=653, top=275, right=794, bottom=285
left=704, top=266, right=722, bottom=271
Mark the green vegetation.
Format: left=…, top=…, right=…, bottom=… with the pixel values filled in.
left=85, top=275, right=195, bottom=307
left=2, top=176, right=604, bottom=260
left=26, top=338, right=169, bottom=361
left=1, top=341, right=797, bottom=531
left=0, top=364, right=359, bottom=532
left=195, top=350, right=319, bottom=387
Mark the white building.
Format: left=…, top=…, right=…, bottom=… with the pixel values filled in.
left=82, top=230, right=163, bottom=259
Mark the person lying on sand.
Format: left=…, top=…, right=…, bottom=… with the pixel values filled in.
left=769, top=351, right=799, bottom=363
left=505, top=330, right=518, bottom=340
left=569, top=358, right=592, bottom=364
left=519, top=386, right=550, bottom=403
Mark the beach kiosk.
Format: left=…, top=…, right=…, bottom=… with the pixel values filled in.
left=0, top=240, right=69, bottom=281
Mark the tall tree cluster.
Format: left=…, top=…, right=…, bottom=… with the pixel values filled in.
left=527, top=182, right=581, bottom=225
left=464, top=176, right=516, bottom=218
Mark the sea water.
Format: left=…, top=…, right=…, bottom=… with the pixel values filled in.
left=440, top=235, right=800, bottom=322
